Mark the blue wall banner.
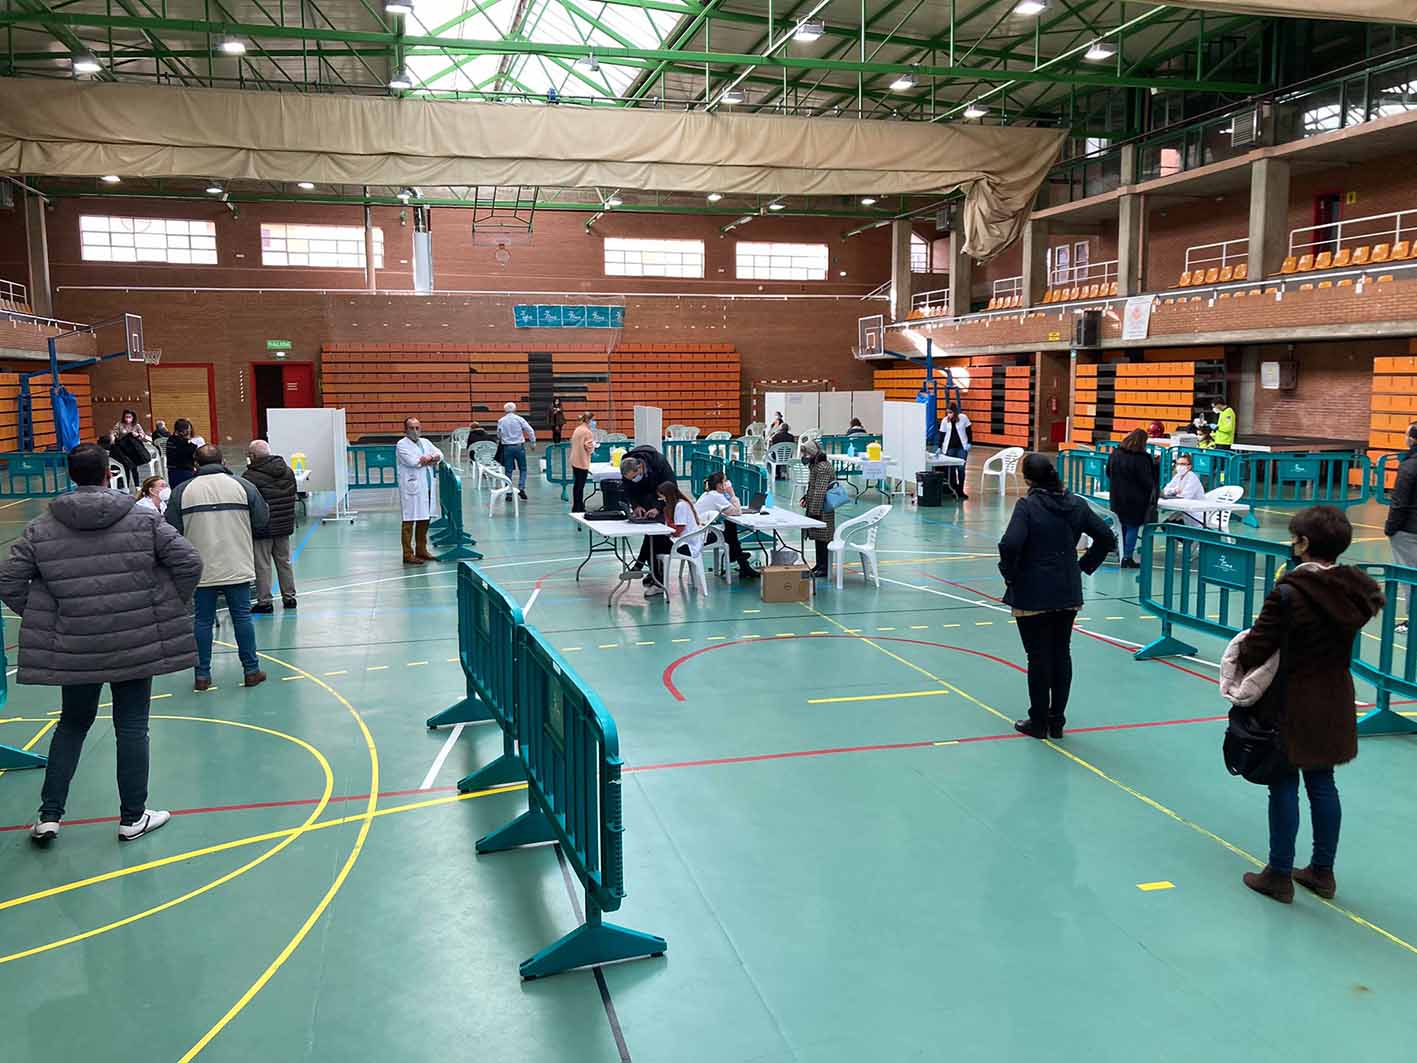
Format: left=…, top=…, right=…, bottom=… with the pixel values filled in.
left=514, top=304, right=624, bottom=329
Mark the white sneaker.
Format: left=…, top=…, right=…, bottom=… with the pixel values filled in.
left=118, top=809, right=171, bottom=842
left=30, top=820, right=59, bottom=844
left=1398, top=622, right=1409, bottom=636
left=644, top=584, right=665, bottom=597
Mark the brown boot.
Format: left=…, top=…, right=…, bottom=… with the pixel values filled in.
left=414, top=519, right=437, bottom=561
left=1293, top=865, right=1337, bottom=899
left=1242, top=866, right=1294, bottom=904
left=401, top=521, right=421, bottom=565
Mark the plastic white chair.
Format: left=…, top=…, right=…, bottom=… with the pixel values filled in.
left=605, top=432, right=630, bottom=442
left=697, top=512, right=732, bottom=581
left=593, top=429, right=610, bottom=443
left=744, top=421, right=765, bottom=438
left=666, top=425, right=694, bottom=441
left=482, top=463, right=520, bottom=517
left=740, top=435, right=767, bottom=465
left=1202, top=485, right=1245, bottom=532
left=107, top=460, right=130, bottom=492
left=789, top=461, right=812, bottom=493
left=137, top=441, right=164, bottom=482
left=981, top=446, right=1026, bottom=495
left=829, top=505, right=891, bottom=589
left=796, top=430, right=822, bottom=458
left=767, top=441, right=797, bottom=481
left=705, top=431, right=732, bottom=440
left=448, top=427, right=471, bottom=469
left=663, top=521, right=714, bottom=597
left=470, top=441, right=499, bottom=489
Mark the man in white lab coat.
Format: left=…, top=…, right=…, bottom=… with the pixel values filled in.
left=397, top=417, right=442, bottom=565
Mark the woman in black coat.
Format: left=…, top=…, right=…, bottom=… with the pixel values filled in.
left=998, top=453, right=1114, bottom=739
left=1105, top=428, right=1159, bottom=568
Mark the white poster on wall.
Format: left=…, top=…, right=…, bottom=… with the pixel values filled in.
left=1121, top=296, right=1154, bottom=340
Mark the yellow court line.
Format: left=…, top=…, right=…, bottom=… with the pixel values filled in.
left=323, top=670, right=348, bottom=677
left=366, top=665, right=389, bottom=671
left=807, top=690, right=950, bottom=705
left=671, top=638, right=692, bottom=644
left=178, top=643, right=382, bottom=1063
left=0, top=719, right=55, bottom=780
left=280, top=675, right=305, bottom=682
left=1137, top=881, right=1175, bottom=892
left=407, top=660, right=428, bottom=667
left=797, top=600, right=1417, bottom=959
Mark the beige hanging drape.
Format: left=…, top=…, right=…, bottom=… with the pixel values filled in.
left=0, top=80, right=1065, bottom=261
left=1166, top=1, right=1416, bottom=22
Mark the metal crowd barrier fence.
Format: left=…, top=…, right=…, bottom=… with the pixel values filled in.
left=475, top=619, right=667, bottom=979
left=1236, top=450, right=1369, bottom=507
left=428, top=463, right=482, bottom=561
left=1135, top=522, right=1287, bottom=661
left=819, top=433, right=883, bottom=455
left=1350, top=563, right=1417, bottom=736
left=347, top=444, right=399, bottom=489
left=0, top=613, right=45, bottom=771
left=0, top=451, right=72, bottom=498
left=426, top=563, right=526, bottom=785
left=662, top=439, right=700, bottom=480
left=726, top=459, right=774, bottom=550
left=689, top=451, right=726, bottom=491
left=1057, top=449, right=1110, bottom=506
left=1062, top=446, right=1258, bottom=527
left=702, top=438, right=746, bottom=464
left=1372, top=452, right=1402, bottom=506
left=542, top=442, right=573, bottom=500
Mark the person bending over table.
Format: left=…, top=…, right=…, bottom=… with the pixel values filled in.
left=696, top=471, right=759, bottom=580
left=619, top=448, right=677, bottom=590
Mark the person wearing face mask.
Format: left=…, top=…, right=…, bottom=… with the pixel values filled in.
left=569, top=412, right=597, bottom=514
left=1233, top=506, right=1383, bottom=905
left=135, top=476, right=170, bottom=515
left=619, top=446, right=676, bottom=593
left=1161, top=453, right=1206, bottom=526
left=242, top=440, right=299, bottom=613
left=396, top=417, right=443, bottom=565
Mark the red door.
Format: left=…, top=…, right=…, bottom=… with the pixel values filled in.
left=281, top=363, right=315, bottom=408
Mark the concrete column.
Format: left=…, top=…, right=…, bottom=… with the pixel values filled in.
left=23, top=191, right=52, bottom=317
left=1119, top=143, right=1138, bottom=186
left=1117, top=193, right=1146, bottom=296
left=1022, top=217, right=1050, bottom=306
left=948, top=229, right=973, bottom=318
left=1249, top=158, right=1291, bottom=280
left=363, top=204, right=377, bottom=293
left=889, top=220, right=913, bottom=322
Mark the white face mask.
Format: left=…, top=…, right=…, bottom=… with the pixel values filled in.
left=158, top=486, right=171, bottom=504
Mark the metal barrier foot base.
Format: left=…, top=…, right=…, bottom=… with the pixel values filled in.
left=520, top=920, right=667, bottom=980
left=0, top=744, right=46, bottom=770
left=437, top=546, right=484, bottom=562
left=476, top=808, right=557, bottom=853
left=459, top=753, right=524, bottom=792
left=1134, top=634, right=1198, bottom=661
left=1357, top=706, right=1417, bottom=737
left=426, top=695, right=493, bottom=728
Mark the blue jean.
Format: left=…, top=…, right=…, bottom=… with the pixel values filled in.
left=194, top=584, right=260, bottom=679
left=1120, top=523, right=1140, bottom=561
left=502, top=444, right=528, bottom=490
left=1268, top=767, right=1341, bottom=873
left=945, top=445, right=968, bottom=494
left=39, top=677, right=152, bottom=825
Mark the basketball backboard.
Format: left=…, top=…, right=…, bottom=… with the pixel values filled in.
left=124, top=313, right=145, bottom=362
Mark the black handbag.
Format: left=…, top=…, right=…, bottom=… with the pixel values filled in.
left=1223, top=585, right=1294, bottom=785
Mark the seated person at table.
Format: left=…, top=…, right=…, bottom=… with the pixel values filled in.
left=696, top=471, right=759, bottom=580
left=656, top=481, right=702, bottom=589
left=620, top=447, right=677, bottom=588
left=846, top=418, right=868, bottom=436
left=1161, top=453, right=1207, bottom=526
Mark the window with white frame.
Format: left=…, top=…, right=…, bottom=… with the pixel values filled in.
left=79, top=215, right=218, bottom=264
left=602, top=237, right=705, bottom=278
left=910, top=232, right=930, bottom=273
left=260, top=223, right=384, bottom=268
left=735, top=241, right=829, bottom=281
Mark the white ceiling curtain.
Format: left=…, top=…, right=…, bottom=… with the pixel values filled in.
left=0, top=80, right=1067, bottom=261
left=1164, top=1, right=1417, bottom=23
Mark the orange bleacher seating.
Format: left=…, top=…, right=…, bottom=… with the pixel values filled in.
left=1295, top=253, right=1315, bottom=272
left=1189, top=270, right=1208, bottom=286
left=1010, top=295, right=1022, bottom=309
left=1378, top=274, right=1395, bottom=283
left=1218, top=265, right=1234, bottom=283
left=986, top=297, right=998, bottom=311
left=1218, top=292, right=1231, bottom=300
left=1352, top=246, right=1371, bottom=265
left=1318, top=280, right=1333, bottom=290
left=1068, top=287, right=1081, bottom=301
left=1042, top=290, right=1054, bottom=304
left=1372, top=243, right=1391, bottom=263
left=1084, top=283, right=1098, bottom=299
left=1314, top=251, right=1333, bottom=270
left=1393, top=240, right=1412, bottom=261
left=1177, top=270, right=1193, bottom=287
left=1338, top=278, right=1355, bottom=288
left=1332, top=248, right=1352, bottom=268
left=1299, top=282, right=1315, bottom=292
left=1247, top=288, right=1262, bottom=297
left=1279, top=256, right=1298, bottom=274
left=1234, top=262, right=1249, bottom=281
left=1107, top=281, right=1118, bottom=296
left=1203, top=267, right=1220, bottom=284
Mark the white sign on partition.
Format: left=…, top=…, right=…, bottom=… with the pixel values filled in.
left=634, top=405, right=663, bottom=450
left=882, top=400, right=928, bottom=490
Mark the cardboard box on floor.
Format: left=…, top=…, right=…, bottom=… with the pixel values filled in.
left=761, top=564, right=813, bottom=603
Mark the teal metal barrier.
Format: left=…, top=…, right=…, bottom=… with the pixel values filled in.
left=0, top=451, right=72, bottom=498
left=428, top=464, right=482, bottom=561
left=478, top=623, right=667, bottom=979
left=0, top=612, right=45, bottom=771
left=543, top=442, right=572, bottom=500
left=819, top=433, right=882, bottom=455
left=1058, top=449, right=1110, bottom=505
left=1237, top=450, right=1370, bottom=507
left=689, top=451, right=726, bottom=492
left=726, top=459, right=773, bottom=549
left=662, top=440, right=699, bottom=479
left=1372, top=452, right=1401, bottom=506
left=348, top=444, right=399, bottom=489
left=426, top=563, right=526, bottom=785
left=1135, top=522, right=1288, bottom=660
left=1350, top=563, right=1417, bottom=737
left=702, top=438, right=746, bottom=464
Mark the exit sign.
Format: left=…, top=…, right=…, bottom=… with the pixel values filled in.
left=266, top=339, right=293, bottom=351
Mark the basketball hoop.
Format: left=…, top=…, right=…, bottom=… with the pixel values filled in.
left=142, top=347, right=162, bottom=365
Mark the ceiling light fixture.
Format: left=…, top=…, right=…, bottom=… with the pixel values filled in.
left=1013, top=0, right=1048, bottom=15
left=297, top=181, right=316, bottom=190
left=706, top=192, right=723, bottom=202
left=384, top=0, right=413, bottom=14
left=397, top=187, right=415, bottom=202
left=100, top=174, right=120, bottom=184
left=576, top=52, right=599, bottom=72
left=205, top=181, right=224, bottom=195
left=768, top=201, right=785, bottom=211
left=721, top=88, right=745, bottom=105
left=388, top=66, right=413, bottom=90
left=889, top=71, right=916, bottom=92
left=605, top=195, right=624, bottom=207
left=217, top=35, right=247, bottom=55
left=964, top=102, right=987, bottom=119
left=71, top=50, right=102, bottom=75
left=1084, top=40, right=1115, bottom=61
left=860, top=196, right=877, bottom=206
left=793, top=19, right=825, bottom=43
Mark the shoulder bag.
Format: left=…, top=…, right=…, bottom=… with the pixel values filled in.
left=823, top=481, right=850, bottom=513
left=1222, top=585, right=1294, bottom=785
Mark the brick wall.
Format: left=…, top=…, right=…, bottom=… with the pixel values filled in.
left=1146, top=195, right=1250, bottom=292
left=1246, top=338, right=1392, bottom=436
left=0, top=205, right=26, bottom=288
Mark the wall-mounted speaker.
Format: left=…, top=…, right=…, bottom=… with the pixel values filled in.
left=1072, top=309, right=1102, bottom=349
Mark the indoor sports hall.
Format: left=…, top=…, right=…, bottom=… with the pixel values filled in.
left=5, top=2, right=1417, bottom=1061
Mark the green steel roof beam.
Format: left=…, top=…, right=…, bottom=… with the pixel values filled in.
left=694, top=0, right=819, bottom=108
left=208, top=0, right=305, bottom=89
left=0, top=10, right=1266, bottom=93
left=427, top=0, right=507, bottom=38
left=557, top=0, right=641, bottom=51
left=7, top=0, right=118, bottom=80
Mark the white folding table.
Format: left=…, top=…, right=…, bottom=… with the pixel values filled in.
left=925, top=453, right=967, bottom=499
left=724, top=509, right=827, bottom=564
left=569, top=512, right=674, bottom=606
left=1158, top=497, right=1251, bottom=528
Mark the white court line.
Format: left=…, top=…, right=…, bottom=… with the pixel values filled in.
left=877, top=577, right=1222, bottom=669
left=420, top=723, right=465, bottom=791
left=299, top=555, right=583, bottom=599
left=524, top=587, right=542, bottom=616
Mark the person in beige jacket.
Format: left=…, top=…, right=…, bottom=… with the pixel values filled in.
left=569, top=412, right=597, bottom=513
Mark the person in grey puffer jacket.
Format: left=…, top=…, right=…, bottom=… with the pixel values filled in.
left=0, top=443, right=203, bottom=844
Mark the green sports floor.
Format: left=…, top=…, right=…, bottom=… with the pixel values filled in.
left=3, top=458, right=1417, bottom=1063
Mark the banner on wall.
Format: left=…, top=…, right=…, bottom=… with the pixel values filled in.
left=1121, top=296, right=1154, bottom=341
left=514, top=305, right=624, bottom=329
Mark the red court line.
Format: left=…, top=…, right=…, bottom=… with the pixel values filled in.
left=661, top=634, right=1025, bottom=702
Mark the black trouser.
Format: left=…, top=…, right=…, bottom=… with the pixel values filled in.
left=813, top=540, right=828, bottom=575
left=721, top=521, right=751, bottom=565
left=552, top=427, right=563, bottom=444
left=571, top=467, right=589, bottom=512
left=1015, top=610, right=1078, bottom=729
left=39, top=677, right=152, bottom=825
left=637, top=535, right=670, bottom=574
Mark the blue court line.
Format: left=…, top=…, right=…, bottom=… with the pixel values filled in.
left=290, top=514, right=322, bottom=562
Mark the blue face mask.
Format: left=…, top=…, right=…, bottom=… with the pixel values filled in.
left=590, top=418, right=598, bottom=429
left=628, top=472, right=642, bottom=483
